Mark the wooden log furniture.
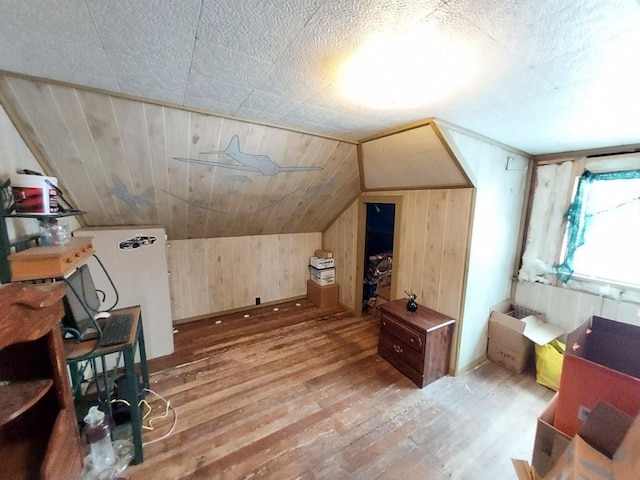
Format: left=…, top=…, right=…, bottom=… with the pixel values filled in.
left=0, top=283, right=83, bottom=480
left=378, top=299, right=455, bottom=388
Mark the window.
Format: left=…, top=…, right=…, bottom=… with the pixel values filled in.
left=555, top=170, right=640, bottom=288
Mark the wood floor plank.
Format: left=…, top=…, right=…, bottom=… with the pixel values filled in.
left=125, top=301, right=553, bottom=479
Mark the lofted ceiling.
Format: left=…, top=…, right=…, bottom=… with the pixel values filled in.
left=0, top=76, right=360, bottom=240
left=1, top=0, right=639, bottom=156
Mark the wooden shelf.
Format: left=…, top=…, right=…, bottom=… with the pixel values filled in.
left=1, top=209, right=85, bottom=219
left=0, top=283, right=83, bottom=479
left=0, top=379, right=53, bottom=426
left=8, top=236, right=94, bottom=281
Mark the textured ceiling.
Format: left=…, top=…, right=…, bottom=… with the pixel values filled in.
left=1, top=0, right=639, bottom=155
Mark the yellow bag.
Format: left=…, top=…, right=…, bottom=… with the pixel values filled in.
left=534, top=339, right=566, bottom=391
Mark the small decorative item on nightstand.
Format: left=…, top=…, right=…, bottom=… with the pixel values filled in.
left=405, top=290, right=418, bottom=312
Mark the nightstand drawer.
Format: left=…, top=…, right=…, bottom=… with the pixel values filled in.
left=377, top=299, right=455, bottom=388
left=378, top=331, right=424, bottom=373
left=380, top=314, right=425, bottom=353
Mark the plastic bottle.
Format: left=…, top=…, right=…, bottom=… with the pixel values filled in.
left=83, top=406, right=115, bottom=471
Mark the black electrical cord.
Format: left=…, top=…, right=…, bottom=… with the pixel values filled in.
left=90, top=253, right=120, bottom=311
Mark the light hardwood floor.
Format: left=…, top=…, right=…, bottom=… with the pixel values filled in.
left=125, top=300, right=553, bottom=479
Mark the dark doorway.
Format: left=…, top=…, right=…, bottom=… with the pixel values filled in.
left=362, top=203, right=395, bottom=311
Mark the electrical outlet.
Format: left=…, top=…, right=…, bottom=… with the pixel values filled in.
left=255, top=297, right=260, bottom=305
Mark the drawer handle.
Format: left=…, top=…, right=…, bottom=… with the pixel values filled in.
left=393, top=344, right=404, bottom=354
left=410, top=338, right=414, bottom=343
left=382, top=321, right=386, bottom=326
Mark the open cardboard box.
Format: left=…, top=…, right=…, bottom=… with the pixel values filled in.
left=554, top=316, right=640, bottom=437
left=515, top=401, right=640, bottom=480
left=487, top=301, right=563, bottom=374
left=530, top=393, right=572, bottom=477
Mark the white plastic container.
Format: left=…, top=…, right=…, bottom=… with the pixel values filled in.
left=10, top=173, right=58, bottom=214
left=83, top=406, right=115, bottom=471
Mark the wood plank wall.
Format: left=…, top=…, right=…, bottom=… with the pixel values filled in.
left=322, top=201, right=359, bottom=309
left=167, top=232, right=321, bottom=322
left=0, top=75, right=360, bottom=240
left=324, top=190, right=473, bottom=320
left=0, top=104, right=80, bottom=243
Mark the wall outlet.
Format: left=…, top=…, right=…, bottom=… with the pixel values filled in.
left=255, top=297, right=260, bottom=305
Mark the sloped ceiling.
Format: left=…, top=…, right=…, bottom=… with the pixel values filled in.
left=0, top=75, right=360, bottom=240
left=1, top=1, right=640, bottom=154
left=360, top=123, right=471, bottom=190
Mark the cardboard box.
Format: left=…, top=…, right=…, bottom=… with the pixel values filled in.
left=309, top=256, right=335, bottom=269
left=309, top=266, right=335, bottom=286
left=487, top=301, right=562, bottom=374
left=578, top=401, right=634, bottom=459
left=314, top=249, right=333, bottom=258
left=517, top=403, right=639, bottom=480
left=531, top=393, right=572, bottom=477
left=554, top=316, right=640, bottom=437
left=307, top=280, right=339, bottom=308
left=544, top=404, right=638, bottom=480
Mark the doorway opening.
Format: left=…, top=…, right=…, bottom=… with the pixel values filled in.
left=363, top=203, right=395, bottom=311
left=356, top=196, right=403, bottom=315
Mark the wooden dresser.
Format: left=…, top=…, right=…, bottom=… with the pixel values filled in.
left=378, top=299, right=455, bottom=388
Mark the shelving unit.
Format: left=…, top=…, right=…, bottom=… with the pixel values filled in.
left=0, top=282, right=83, bottom=479
left=1, top=180, right=85, bottom=284
left=1, top=210, right=85, bottom=284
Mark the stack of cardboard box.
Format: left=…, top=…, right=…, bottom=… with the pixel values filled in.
left=524, top=315, right=640, bottom=478
left=307, top=249, right=339, bottom=308
left=515, top=400, right=639, bottom=479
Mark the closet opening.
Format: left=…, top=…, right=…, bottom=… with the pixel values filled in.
left=356, top=196, right=403, bottom=316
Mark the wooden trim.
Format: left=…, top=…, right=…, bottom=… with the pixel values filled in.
left=357, top=118, right=436, bottom=144
left=356, top=143, right=366, bottom=192
left=534, top=143, right=640, bottom=163
left=434, top=117, right=532, bottom=158
left=512, top=157, right=536, bottom=289
left=455, top=353, right=487, bottom=375
left=364, top=183, right=470, bottom=192
left=449, top=187, right=476, bottom=376
left=172, top=294, right=308, bottom=325
left=431, top=121, right=476, bottom=187
left=0, top=70, right=357, bottom=145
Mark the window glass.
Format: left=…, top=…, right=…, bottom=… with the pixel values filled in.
left=555, top=170, right=640, bottom=287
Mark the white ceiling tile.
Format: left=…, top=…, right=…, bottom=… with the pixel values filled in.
left=257, top=66, right=330, bottom=103
left=198, top=0, right=324, bottom=62
left=5, top=35, right=119, bottom=92
left=239, top=91, right=299, bottom=117
left=1, top=0, right=640, bottom=154
left=0, top=0, right=100, bottom=46
left=0, top=33, right=39, bottom=74
left=87, top=0, right=199, bottom=68
left=183, top=94, right=238, bottom=117
left=109, top=54, right=188, bottom=98
left=191, top=42, right=274, bottom=86
left=185, top=72, right=252, bottom=108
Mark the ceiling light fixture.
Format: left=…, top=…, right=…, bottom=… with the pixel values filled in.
left=339, top=25, right=477, bottom=110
